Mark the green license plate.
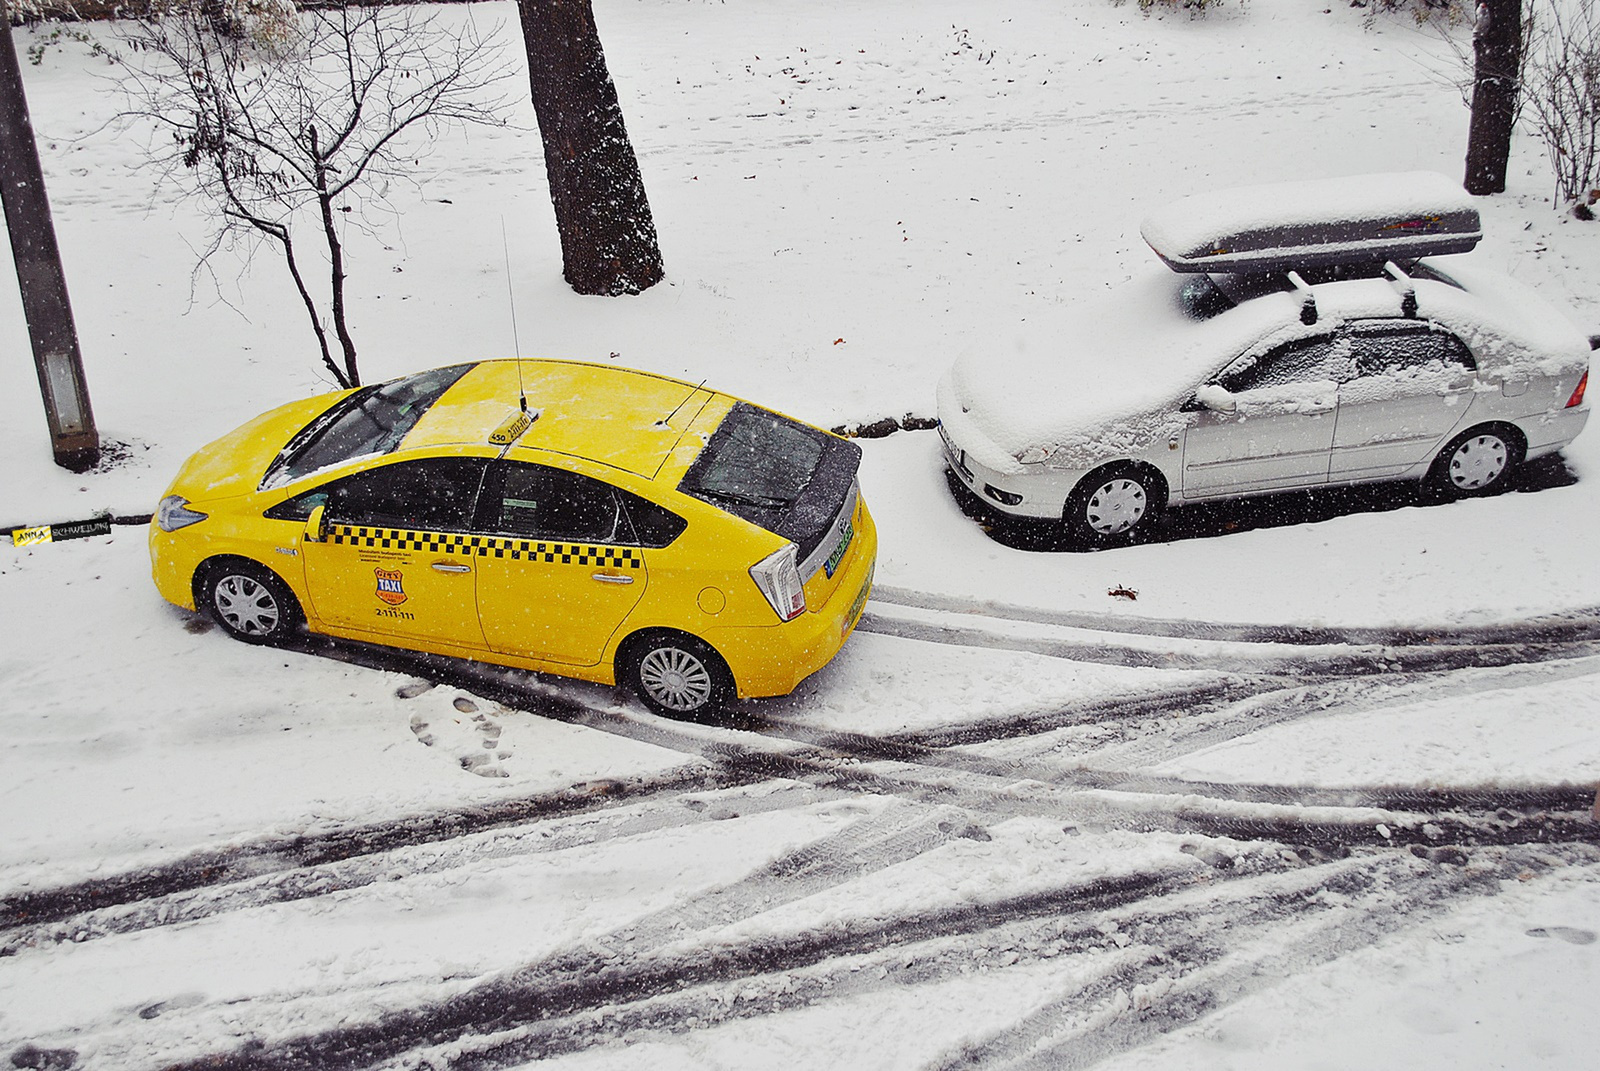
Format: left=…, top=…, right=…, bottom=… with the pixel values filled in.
left=824, top=519, right=855, bottom=579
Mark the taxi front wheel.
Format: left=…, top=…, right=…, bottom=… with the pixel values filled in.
left=619, top=631, right=733, bottom=720
left=201, top=560, right=302, bottom=645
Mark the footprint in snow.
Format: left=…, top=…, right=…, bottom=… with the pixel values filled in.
left=408, top=696, right=511, bottom=778
left=1525, top=926, right=1596, bottom=945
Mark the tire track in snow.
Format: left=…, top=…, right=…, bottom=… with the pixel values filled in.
left=0, top=755, right=794, bottom=943
left=857, top=603, right=1600, bottom=677
left=11, top=652, right=1591, bottom=951
left=937, top=849, right=1557, bottom=1071
left=164, top=845, right=1579, bottom=1071
left=145, top=801, right=984, bottom=1071
left=867, top=583, right=1600, bottom=650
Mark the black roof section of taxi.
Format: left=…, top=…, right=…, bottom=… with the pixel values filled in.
left=678, top=400, right=862, bottom=560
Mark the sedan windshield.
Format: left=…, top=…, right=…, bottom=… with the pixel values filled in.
left=262, top=364, right=473, bottom=488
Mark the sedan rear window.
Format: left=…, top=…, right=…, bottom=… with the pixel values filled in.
left=262, top=364, right=473, bottom=489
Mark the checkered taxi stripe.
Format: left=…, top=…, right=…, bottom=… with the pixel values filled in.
left=328, top=525, right=643, bottom=568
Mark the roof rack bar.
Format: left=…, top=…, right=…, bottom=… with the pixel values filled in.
left=1384, top=260, right=1419, bottom=318
left=1286, top=270, right=1318, bottom=325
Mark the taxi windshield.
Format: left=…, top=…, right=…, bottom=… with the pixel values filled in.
left=262, top=364, right=473, bottom=488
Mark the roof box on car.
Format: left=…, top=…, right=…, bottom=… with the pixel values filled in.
left=1140, top=172, right=1481, bottom=274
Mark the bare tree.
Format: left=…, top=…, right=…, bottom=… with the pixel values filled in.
left=1523, top=0, right=1600, bottom=213
left=515, top=0, right=663, bottom=296
left=120, top=0, right=512, bottom=387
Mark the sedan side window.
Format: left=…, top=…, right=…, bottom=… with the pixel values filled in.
left=1217, top=335, right=1349, bottom=394
left=488, top=463, right=621, bottom=543
left=325, top=457, right=488, bottom=532
left=1346, top=321, right=1476, bottom=377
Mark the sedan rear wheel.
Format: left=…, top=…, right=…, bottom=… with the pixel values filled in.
left=1428, top=426, right=1522, bottom=500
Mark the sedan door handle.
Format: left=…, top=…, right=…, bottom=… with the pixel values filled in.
left=431, top=561, right=472, bottom=574
left=591, top=572, right=635, bottom=585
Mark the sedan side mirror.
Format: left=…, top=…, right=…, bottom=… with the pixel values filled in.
left=1193, top=384, right=1238, bottom=413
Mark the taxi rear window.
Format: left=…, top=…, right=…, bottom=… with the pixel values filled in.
left=679, top=402, right=826, bottom=525
left=261, top=364, right=473, bottom=489
left=679, top=401, right=860, bottom=558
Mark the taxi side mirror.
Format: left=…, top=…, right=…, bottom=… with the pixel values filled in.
left=305, top=504, right=326, bottom=543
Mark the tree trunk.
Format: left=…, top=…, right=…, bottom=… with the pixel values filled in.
left=1465, top=0, right=1522, bottom=195
left=515, top=0, right=664, bottom=296
left=308, top=124, right=360, bottom=388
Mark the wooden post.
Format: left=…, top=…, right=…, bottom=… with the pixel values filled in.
left=0, top=7, right=98, bottom=472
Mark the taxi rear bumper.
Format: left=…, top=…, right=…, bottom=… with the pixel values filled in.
left=706, top=501, right=877, bottom=699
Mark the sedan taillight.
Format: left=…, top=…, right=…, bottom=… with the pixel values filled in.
left=1566, top=369, right=1588, bottom=409
left=750, top=543, right=806, bottom=621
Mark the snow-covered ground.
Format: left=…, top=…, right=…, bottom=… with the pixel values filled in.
left=2, top=1, right=1598, bottom=1068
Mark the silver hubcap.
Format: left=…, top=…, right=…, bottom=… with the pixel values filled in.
left=1447, top=434, right=1508, bottom=490
left=214, top=574, right=280, bottom=636
left=638, top=646, right=714, bottom=712
left=1085, top=478, right=1148, bottom=535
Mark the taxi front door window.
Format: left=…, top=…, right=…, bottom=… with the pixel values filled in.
left=327, top=457, right=488, bottom=530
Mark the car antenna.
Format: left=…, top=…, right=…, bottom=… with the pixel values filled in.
left=501, top=217, right=528, bottom=414
left=657, top=379, right=707, bottom=428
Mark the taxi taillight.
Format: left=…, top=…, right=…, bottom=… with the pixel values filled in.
left=1566, top=369, right=1589, bottom=409
left=750, top=544, right=806, bottom=621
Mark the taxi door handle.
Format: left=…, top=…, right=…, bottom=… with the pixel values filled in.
left=431, top=561, right=472, bottom=574
left=591, top=572, right=635, bottom=585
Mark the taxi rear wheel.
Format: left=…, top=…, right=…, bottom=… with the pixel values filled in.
left=200, top=560, right=302, bottom=645
left=620, top=631, right=732, bottom=720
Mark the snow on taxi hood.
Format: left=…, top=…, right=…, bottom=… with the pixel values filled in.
left=939, top=257, right=1591, bottom=475
left=167, top=392, right=350, bottom=503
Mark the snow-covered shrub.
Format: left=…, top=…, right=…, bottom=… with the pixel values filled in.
left=1114, top=0, right=1235, bottom=17
left=1356, top=0, right=1469, bottom=28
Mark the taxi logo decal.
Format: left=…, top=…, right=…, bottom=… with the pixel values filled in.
left=374, top=567, right=408, bottom=606
left=331, top=525, right=642, bottom=569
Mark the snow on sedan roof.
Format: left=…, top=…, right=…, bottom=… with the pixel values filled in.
left=1140, top=171, right=1481, bottom=273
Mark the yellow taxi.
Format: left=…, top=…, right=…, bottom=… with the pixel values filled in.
left=150, top=360, right=876, bottom=718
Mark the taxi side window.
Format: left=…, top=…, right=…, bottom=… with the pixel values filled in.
left=326, top=458, right=488, bottom=531
left=489, top=463, right=620, bottom=543
left=617, top=491, right=688, bottom=548
left=263, top=490, right=328, bottom=522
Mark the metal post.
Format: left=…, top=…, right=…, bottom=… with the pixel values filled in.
left=0, top=6, right=98, bottom=472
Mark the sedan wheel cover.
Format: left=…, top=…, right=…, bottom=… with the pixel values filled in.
left=1447, top=435, right=1508, bottom=490
left=214, top=575, right=280, bottom=635
left=1085, top=478, right=1148, bottom=535
left=638, top=646, right=714, bottom=711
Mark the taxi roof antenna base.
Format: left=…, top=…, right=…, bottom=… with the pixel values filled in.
left=1383, top=260, right=1419, bottom=318
left=1286, top=270, right=1318, bottom=325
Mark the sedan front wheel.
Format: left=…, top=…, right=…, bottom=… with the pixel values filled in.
left=1064, top=464, right=1164, bottom=547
